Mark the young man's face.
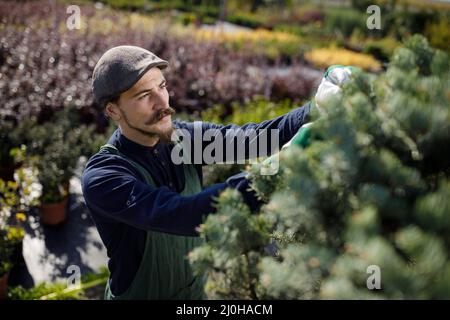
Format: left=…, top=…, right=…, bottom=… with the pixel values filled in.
left=108, top=67, right=175, bottom=143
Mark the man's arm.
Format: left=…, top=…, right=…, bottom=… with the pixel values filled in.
left=174, top=102, right=312, bottom=165
left=82, top=154, right=227, bottom=236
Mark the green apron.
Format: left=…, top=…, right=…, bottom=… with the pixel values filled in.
left=100, top=144, right=206, bottom=300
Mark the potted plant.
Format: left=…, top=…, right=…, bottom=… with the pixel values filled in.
left=27, top=107, right=105, bottom=226
left=36, top=141, right=76, bottom=226
left=1, top=116, right=37, bottom=182
left=30, top=110, right=86, bottom=225
left=0, top=151, right=41, bottom=299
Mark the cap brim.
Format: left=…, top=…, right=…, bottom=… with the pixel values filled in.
left=122, top=59, right=169, bottom=93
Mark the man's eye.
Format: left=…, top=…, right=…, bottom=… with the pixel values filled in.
left=139, top=93, right=150, bottom=99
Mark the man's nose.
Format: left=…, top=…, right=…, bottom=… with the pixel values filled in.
left=152, top=91, right=168, bottom=110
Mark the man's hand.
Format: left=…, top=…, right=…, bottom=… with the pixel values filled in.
left=226, top=172, right=263, bottom=213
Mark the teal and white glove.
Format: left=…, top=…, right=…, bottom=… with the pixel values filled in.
left=314, top=65, right=357, bottom=114
left=282, top=65, right=357, bottom=150
left=263, top=65, right=358, bottom=168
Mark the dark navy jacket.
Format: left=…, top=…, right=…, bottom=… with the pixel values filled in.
left=81, top=102, right=311, bottom=295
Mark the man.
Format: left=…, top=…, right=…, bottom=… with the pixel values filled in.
left=81, top=45, right=312, bottom=300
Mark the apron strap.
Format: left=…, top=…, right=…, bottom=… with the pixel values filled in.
left=100, top=144, right=156, bottom=186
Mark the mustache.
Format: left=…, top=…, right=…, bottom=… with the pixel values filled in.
left=145, top=106, right=175, bottom=125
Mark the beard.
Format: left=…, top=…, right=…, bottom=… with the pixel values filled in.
left=120, top=106, right=176, bottom=144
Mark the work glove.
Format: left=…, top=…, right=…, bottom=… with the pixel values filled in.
left=280, top=65, right=357, bottom=149
left=314, top=65, right=357, bottom=114
left=226, top=171, right=263, bottom=214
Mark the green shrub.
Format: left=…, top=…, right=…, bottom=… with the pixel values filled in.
left=1, top=149, right=40, bottom=276
left=0, top=118, right=37, bottom=169
left=98, top=0, right=147, bottom=11
left=201, top=97, right=296, bottom=126
left=324, top=7, right=366, bottom=38
left=227, top=11, right=267, bottom=29
left=426, top=16, right=450, bottom=52
left=8, top=267, right=110, bottom=300
left=383, top=9, right=439, bottom=39
left=27, top=108, right=106, bottom=203
left=191, top=35, right=450, bottom=299
left=362, top=37, right=401, bottom=62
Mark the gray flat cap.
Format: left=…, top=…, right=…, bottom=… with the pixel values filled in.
left=92, top=45, right=169, bottom=107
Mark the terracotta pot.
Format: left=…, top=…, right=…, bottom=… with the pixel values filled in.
left=62, top=180, right=70, bottom=194
left=0, top=272, right=8, bottom=300
left=39, top=196, right=69, bottom=226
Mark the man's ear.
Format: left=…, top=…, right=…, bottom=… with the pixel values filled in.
left=105, top=102, right=121, bottom=122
